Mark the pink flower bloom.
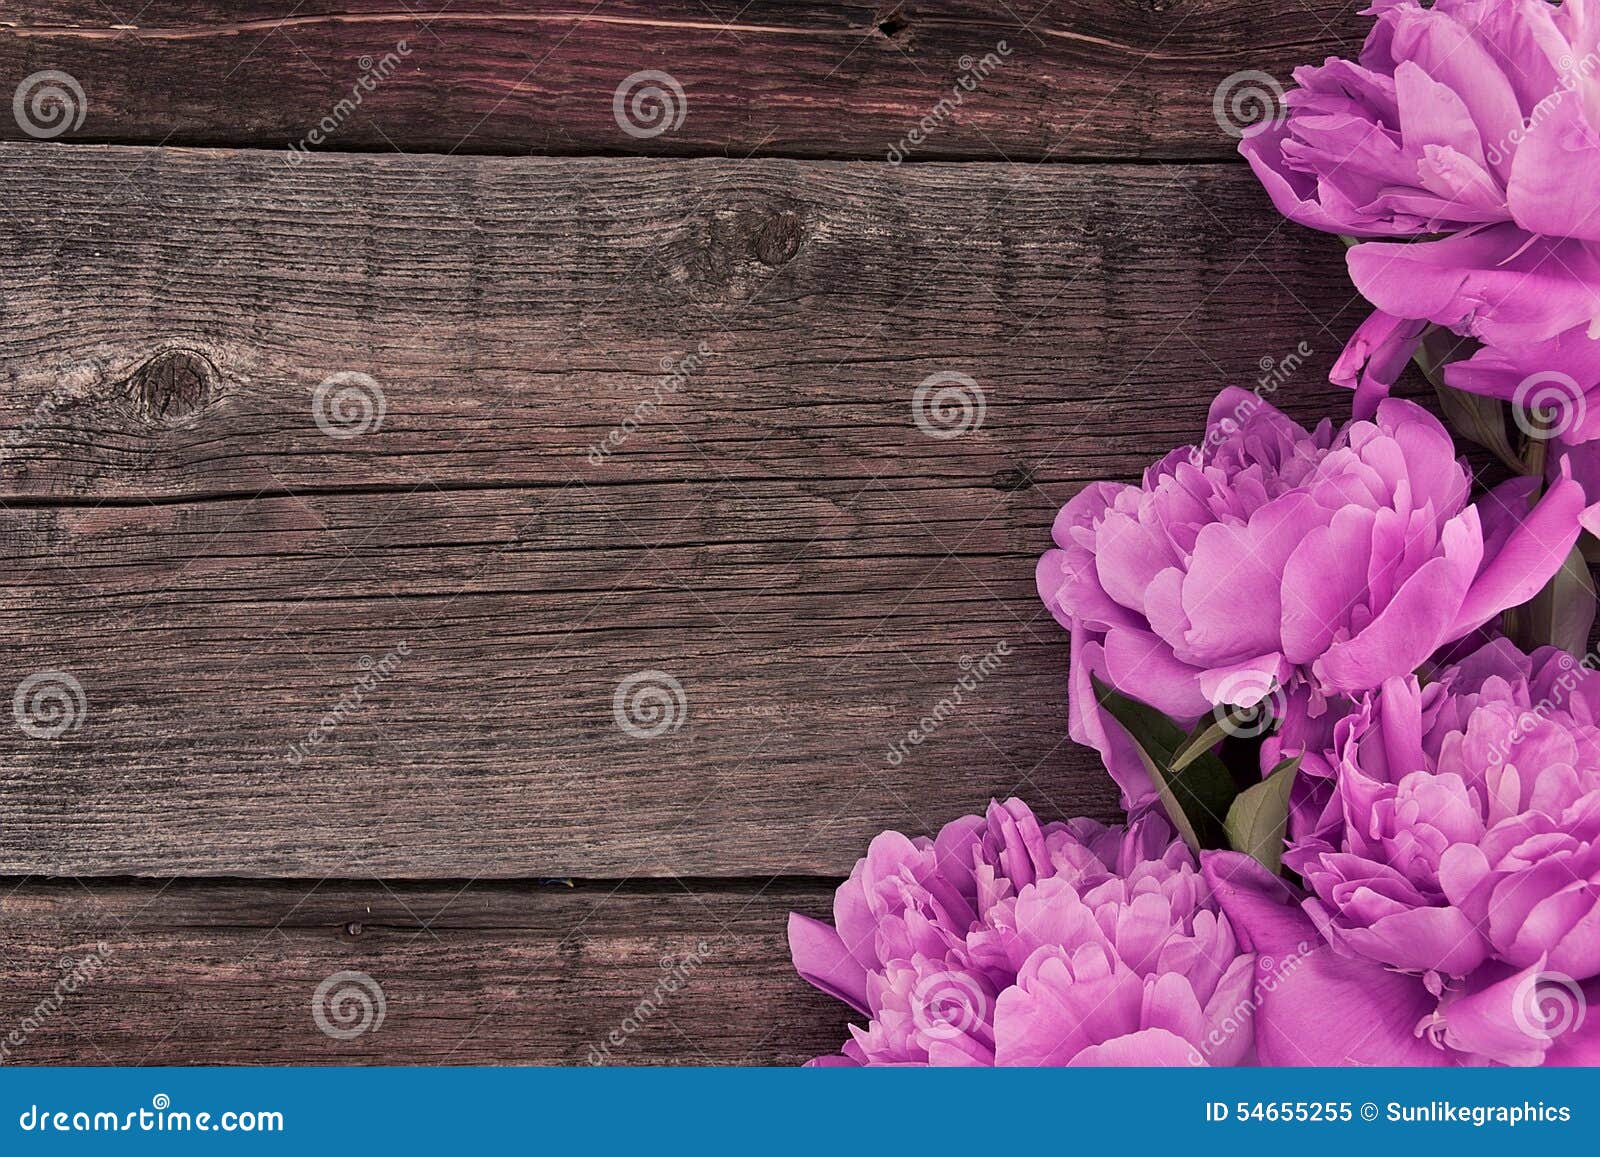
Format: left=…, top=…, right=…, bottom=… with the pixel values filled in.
left=1211, top=638, right=1600, bottom=1065
left=788, top=800, right=1257, bottom=1065
left=1241, top=0, right=1600, bottom=427
left=1036, top=387, right=1591, bottom=804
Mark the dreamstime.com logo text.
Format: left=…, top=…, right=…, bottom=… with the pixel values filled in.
left=886, top=642, right=1010, bottom=766
left=1187, top=940, right=1312, bottom=1064
left=1188, top=341, right=1312, bottom=466
left=285, top=643, right=409, bottom=764
left=1483, top=647, right=1600, bottom=766
left=17, top=1095, right=284, bottom=1134
left=587, top=343, right=714, bottom=464
left=1, top=944, right=110, bottom=1064
left=886, top=44, right=1012, bottom=162
left=586, top=940, right=714, bottom=1063
left=287, top=42, right=413, bottom=162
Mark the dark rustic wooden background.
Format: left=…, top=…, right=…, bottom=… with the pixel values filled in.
left=0, top=1, right=1365, bottom=1063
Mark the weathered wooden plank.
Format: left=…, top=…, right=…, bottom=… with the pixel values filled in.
left=0, top=879, right=847, bottom=1064
left=0, top=144, right=1359, bottom=877
left=0, top=0, right=1363, bottom=160
left=0, top=482, right=1113, bottom=876
left=0, top=144, right=1356, bottom=501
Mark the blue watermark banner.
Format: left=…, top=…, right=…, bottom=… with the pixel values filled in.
left=0, top=1067, right=1594, bottom=1153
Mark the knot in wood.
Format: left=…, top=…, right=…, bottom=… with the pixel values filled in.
left=122, top=348, right=217, bottom=423
left=748, top=209, right=803, bottom=268
left=991, top=466, right=1035, bottom=492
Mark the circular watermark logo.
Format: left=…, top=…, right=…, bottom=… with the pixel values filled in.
left=909, top=972, right=991, bottom=1041
left=612, top=669, right=687, bottom=738
left=311, top=970, right=387, bottom=1040
left=13, top=71, right=87, bottom=139
left=1512, top=371, right=1585, bottom=441
left=613, top=70, right=687, bottom=139
left=1209, top=670, right=1286, bottom=739
left=1512, top=970, right=1586, bottom=1042
left=912, top=371, right=986, bottom=439
left=13, top=670, right=87, bottom=739
left=1213, top=70, right=1286, bottom=138
left=312, top=372, right=387, bottom=438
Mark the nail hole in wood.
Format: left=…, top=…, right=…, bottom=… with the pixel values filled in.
left=876, top=9, right=911, bottom=40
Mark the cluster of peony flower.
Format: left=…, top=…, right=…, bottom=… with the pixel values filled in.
left=1223, top=637, right=1600, bottom=1065
left=789, top=800, right=1260, bottom=1065
left=1037, top=387, right=1589, bottom=805
left=791, top=0, right=1600, bottom=1066
left=1242, top=0, right=1600, bottom=437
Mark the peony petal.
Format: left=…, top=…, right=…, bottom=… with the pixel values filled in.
left=788, top=912, right=870, bottom=1014
left=1508, top=87, right=1600, bottom=242
left=1453, top=469, right=1591, bottom=636
left=1251, top=943, right=1449, bottom=1066
left=1067, top=1027, right=1205, bottom=1067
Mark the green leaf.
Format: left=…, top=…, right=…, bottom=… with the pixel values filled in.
left=1224, top=757, right=1300, bottom=874
left=1091, top=674, right=1187, bottom=761
left=1410, top=328, right=1524, bottom=473
left=1520, top=541, right=1597, bottom=658
left=1091, top=676, right=1238, bottom=851
left=1169, top=714, right=1235, bottom=774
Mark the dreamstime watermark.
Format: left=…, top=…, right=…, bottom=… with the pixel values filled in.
left=612, top=670, right=687, bottom=738
left=13, top=671, right=87, bottom=740
left=311, top=970, right=386, bottom=1040
left=912, top=371, right=986, bottom=439
left=1481, top=647, right=1600, bottom=767
left=1213, top=70, right=1286, bottom=138
left=286, top=42, right=413, bottom=163
left=12, top=70, right=86, bottom=139
left=585, top=940, right=714, bottom=1063
left=587, top=343, right=713, bottom=464
left=910, top=972, right=992, bottom=1041
left=285, top=643, right=410, bottom=764
left=885, top=642, right=1010, bottom=766
left=1511, top=971, right=1587, bottom=1044
left=1512, top=370, right=1585, bottom=441
left=1188, top=341, right=1312, bottom=465
left=1485, top=50, right=1600, bottom=167
left=613, top=70, right=687, bottom=139
left=1187, top=940, right=1312, bottom=1064
left=0, top=944, right=111, bottom=1064
left=886, top=43, right=1012, bottom=163
left=312, top=371, right=387, bottom=438
left=1209, top=670, right=1288, bottom=740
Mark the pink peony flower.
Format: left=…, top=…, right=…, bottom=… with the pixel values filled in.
left=1241, top=0, right=1600, bottom=424
left=1211, top=638, right=1600, bottom=1065
left=788, top=799, right=1258, bottom=1066
left=1036, top=387, right=1591, bottom=805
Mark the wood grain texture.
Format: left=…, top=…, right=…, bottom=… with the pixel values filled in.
left=0, top=879, right=848, bottom=1064
left=0, top=143, right=1362, bottom=878
left=0, top=0, right=1365, bottom=160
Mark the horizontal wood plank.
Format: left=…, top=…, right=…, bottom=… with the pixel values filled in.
left=0, top=879, right=848, bottom=1064
left=0, top=0, right=1364, bottom=160
left=0, top=144, right=1360, bottom=877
